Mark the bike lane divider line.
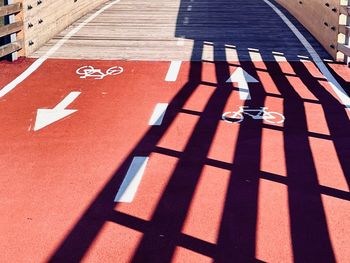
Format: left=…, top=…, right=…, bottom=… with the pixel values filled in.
left=165, top=61, right=182, bottom=82
left=148, top=103, right=169, bottom=126
left=33, top=91, right=81, bottom=131
left=0, top=0, right=122, bottom=98
left=226, top=67, right=259, bottom=100
left=263, top=0, right=350, bottom=112
left=114, top=157, right=149, bottom=203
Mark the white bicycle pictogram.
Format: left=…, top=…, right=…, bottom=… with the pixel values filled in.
left=222, top=106, right=285, bottom=124
left=76, top=66, right=124, bottom=80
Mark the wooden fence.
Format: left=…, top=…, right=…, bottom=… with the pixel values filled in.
left=0, top=0, right=23, bottom=60
left=257, top=0, right=350, bottom=63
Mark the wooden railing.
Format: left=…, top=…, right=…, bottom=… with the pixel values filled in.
left=0, top=1, right=23, bottom=60
left=339, top=3, right=350, bottom=63
left=275, top=0, right=341, bottom=58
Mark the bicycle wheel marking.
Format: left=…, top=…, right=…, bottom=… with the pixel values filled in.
left=76, top=66, right=124, bottom=80
left=222, top=111, right=244, bottom=123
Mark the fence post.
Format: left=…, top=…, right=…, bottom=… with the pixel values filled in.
left=0, top=0, right=23, bottom=60
left=5, top=0, right=17, bottom=60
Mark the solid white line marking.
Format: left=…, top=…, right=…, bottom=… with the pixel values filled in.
left=165, top=61, right=182, bottom=82
left=114, top=157, right=149, bottom=203
left=0, top=0, right=121, bottom=98
left=149, top=103, right=168, bottom=126
left=263, top=0, right=350, bottom=111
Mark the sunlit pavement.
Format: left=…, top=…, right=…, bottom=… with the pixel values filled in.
left=0, top=58, right=349, bottom=262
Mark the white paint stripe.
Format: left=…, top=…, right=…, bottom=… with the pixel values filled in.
left=226, top=47, right=239, bottom=61
left=202, top=44, right=214, bottom=61
left=297, top=55, right=310, bottom=59
left=149, top=103, right=168, bottom=126
left=0, top=0, right=121, bottom=98
left=263, top=0, right=350, bottom=111
left=272, top=51, right=284, bottom=55
left=249, top=50, right=263, bottom=61
left=114, top=157, right=149, bottom=203
left=165, top=61, right=182, bottom=82
left=273, top=54, right=287, bottom=62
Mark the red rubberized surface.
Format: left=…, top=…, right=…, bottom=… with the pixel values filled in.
left=0, top=59, right=349, bottom=262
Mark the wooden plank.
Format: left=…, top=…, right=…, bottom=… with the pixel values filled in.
left=0, top=39, right=23, bottom=57
left=339, top=6, right=350, bottom=16
left=0, top=20, right=23, bottom=38
left=339, top=25, right=350, bottom=35
left=0, top=3, right=22, bottom=17
left=338, top=43, right=350, bottom=57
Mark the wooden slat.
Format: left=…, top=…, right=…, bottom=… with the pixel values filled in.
left=0, top=3, right=22, bottom=17
left=339, top=25, right=350, bottom=35
left=22, top=0, right=107, bottom=55
left=0, top=39, right=23, bottom=57
left=0, top=21, right=23, bottom=38
left=338, top=43, right=350, bottom=57
left=339, top=6, right=350, bottom=16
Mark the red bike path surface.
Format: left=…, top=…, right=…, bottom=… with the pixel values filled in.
left=0, top=58, right=349, bottom=262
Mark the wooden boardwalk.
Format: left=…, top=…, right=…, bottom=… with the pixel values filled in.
left=30, top=0, right=331, bottom=61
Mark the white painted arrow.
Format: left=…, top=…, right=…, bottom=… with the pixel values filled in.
left=226, top=67, right=259, bottom=100
left=34, top=91, right=81, bottom=131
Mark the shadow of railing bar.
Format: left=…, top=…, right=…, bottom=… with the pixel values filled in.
left=290, top=62, right=350, bottom=189
left=265, top=61, right=335, bottom=262
left=47, top=59, right=205, bottom=263
left=154, top=142, right=349, bottom=203
left=108, top=211, right=217, bottom=258
left=260, top=172, right=350, bottom=201
left=261, top=123, right=333, bottom=140
left=131, top=52, right=233, bottom=262
left=179, top=108, right=202, bottom=116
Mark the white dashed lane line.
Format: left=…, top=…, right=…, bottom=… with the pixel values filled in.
left=165, top=61, right=182, bottom=82
left=148, top=103, right=169, bottom=126
left=114, top=157, right=149, bottom=203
